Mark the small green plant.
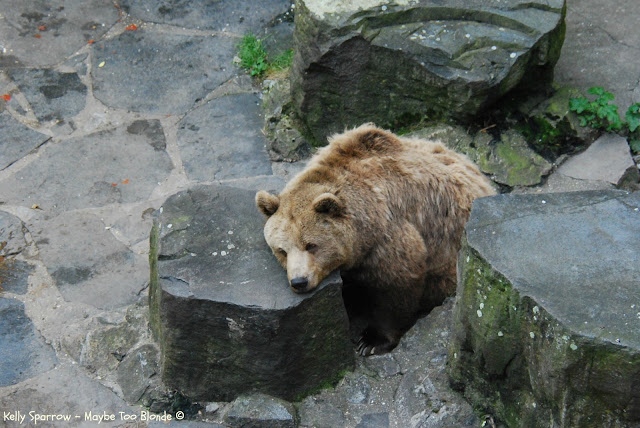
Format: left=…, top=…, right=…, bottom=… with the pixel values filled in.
left=625, top=103, right=640, bottom=153
left=237, top=34, right=269, bottom=76
left=570, top=86, right=640, bottom=153
left=236, top=35, right=293, bottom=77
left=569, top=87, right=623, bottom=131
left=270, top=49, right=294, bottom=71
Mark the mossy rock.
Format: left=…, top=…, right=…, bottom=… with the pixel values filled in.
left=407, top=125, right=552, bottom=187
left=517, top=86, right=598, bottom=158
left=262, top=78, right=312, bottom=160
left=291, top=0, right=567, bottom=144
left=449, top=190, right=640, bottom=427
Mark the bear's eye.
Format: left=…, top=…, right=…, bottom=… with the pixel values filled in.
left=276, top=248, right=287, bottom=257
left=305, top=243, right=318, bottom=253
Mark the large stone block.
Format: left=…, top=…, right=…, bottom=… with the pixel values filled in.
left=149, top=185, right=354, bottom=402
left=448, top=190, right=640, bottom=427
left=291, top=0, right=566, bottom=144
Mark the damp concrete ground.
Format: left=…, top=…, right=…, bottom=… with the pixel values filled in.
left=0, top=0, right=638, bottom=427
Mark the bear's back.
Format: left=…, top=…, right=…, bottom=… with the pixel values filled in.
left=303, top=125, right=494, bottom=254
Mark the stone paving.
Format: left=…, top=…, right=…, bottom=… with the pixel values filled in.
left=0, top=0, right=638, bottom=427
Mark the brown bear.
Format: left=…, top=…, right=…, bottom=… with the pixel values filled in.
left=256, top=124, right=495, bottom=356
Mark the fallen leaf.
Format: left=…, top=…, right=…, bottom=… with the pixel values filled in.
left=2, top=94, right=10, bottom=102
left=111, top=182, right=118, bottom=187
left=38, top=25, right=47, bottom=31
left=121, top=179, right=130, bottom=184
left=98, top=61, right=106, bottom=68
left=125, top=24, right=137, bottom=31
left=88, top=39, right=95, bottom=44
left=31, top=204, right=41, bottom=210
left=34, top=34, right=42, bottom=39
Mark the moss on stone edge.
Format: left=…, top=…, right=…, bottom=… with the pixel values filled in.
left=292, top=368, right=351, bottom=402
left=448, top=239, right=640, bottom=427
left=148, top=219, right=162, bottom=346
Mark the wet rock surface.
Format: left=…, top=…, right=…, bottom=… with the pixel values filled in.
left=150, top=184, right=354, bottom=402
left=291, top=0, right=567, bottom=143
left=449, top=190, right=640, bottom=427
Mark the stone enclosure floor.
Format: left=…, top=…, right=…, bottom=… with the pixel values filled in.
left=1, top=0, right=639, bottom=427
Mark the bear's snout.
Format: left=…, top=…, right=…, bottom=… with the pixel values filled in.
left=290, top=277, right=309, bottom=293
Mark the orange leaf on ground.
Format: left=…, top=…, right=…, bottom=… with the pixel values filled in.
left=38, top=25, right=47, bottom=31
left=2, top=94, right=10, bottom=101
left=111, top=183, right=118, bottom=187
left=88, top=40, right=95, bottom=44
left=125, top=24, right=137, bottom=31
left=34, top=34, right=42, bottom=38
left=121, top=179, right=130, bottom=184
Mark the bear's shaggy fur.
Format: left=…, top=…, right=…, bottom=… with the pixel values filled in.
left=256, top=124, right=495, bottom=356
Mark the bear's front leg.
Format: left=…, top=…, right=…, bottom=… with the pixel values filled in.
left=352, top=221, right=430, bottom=356
left=354, top=285, right=425, bottom=356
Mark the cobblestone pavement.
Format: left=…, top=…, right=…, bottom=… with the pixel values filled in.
left=0, top=0, right=638, bottom=427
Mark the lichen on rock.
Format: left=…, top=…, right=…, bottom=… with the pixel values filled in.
left=448, top=190, right=640, bottom=427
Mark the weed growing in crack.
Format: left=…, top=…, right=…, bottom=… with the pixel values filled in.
left=236, top=34, right=293, bottom=78
left=570, top=86, right=640, bottom=153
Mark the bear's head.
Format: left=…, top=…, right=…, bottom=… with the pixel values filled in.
left=256, top=187, right=353, bottom=294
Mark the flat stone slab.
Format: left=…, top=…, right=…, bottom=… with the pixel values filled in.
left=150, top=184, right=354, bottom=402
left=7, top=69, right=87, bottom=123
left=92, top=30, right=237, bottom=115
left=224, top=394, right=296, bottom=428
left=0, top=0, right=119, bottom=68
left=0, top=364, right=136, bottom=426
left=291, top=0, right=566, bottom=143
left=449, top=190, right=640, bottom=427
left=0, top=122, right=172, bottom=214
left=0, top=112, right=50, bottom=170
left=558, top=133, right=637, bottom=186
left=119, top=0, right=291, bottom=33
left=31, top=211, right=148, bottom=310
left=177, top=94, right=272, bottom=181
left=0, top=298, right=57, bottom=386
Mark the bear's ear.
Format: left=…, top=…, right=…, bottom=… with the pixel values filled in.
left=256, top=191, right=280, bottom=217
left=312, top=193, right=343, bottom=217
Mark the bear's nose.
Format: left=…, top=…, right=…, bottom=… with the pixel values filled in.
left=290, top=277, right=309, bottom=291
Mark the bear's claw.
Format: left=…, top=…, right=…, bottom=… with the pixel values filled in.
left=355, top=329, right=397, bottom=357
left=356, top=337, right=377, bottom=356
